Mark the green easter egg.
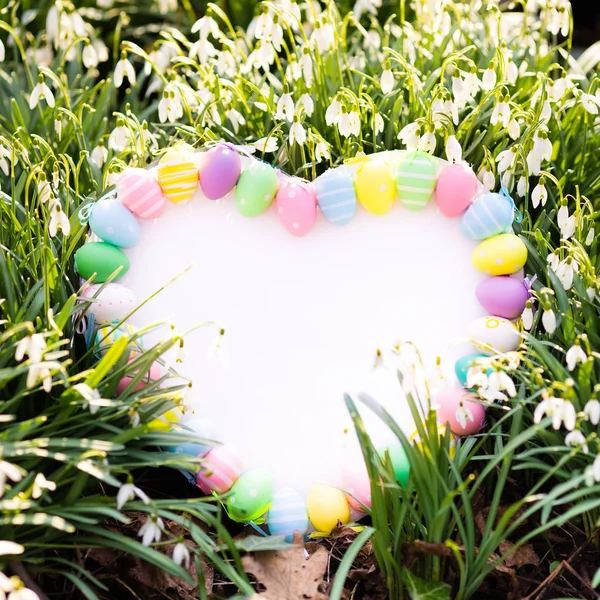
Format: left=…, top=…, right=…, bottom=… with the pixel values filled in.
left=379, top=444, right=410, bottom=488
left=454, top=353, right=489, bottom=387
left=226, top=468, right=274, bottom=522
left=75, top=242, right=130, bottom=282
left=235, top=162, right=279, bottom=217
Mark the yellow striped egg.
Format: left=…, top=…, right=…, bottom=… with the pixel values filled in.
left=354, top=160, right=395, bottom=215
left=157, top=148, right=199, bottom=204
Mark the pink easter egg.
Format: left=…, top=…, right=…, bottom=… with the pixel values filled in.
left=475, top=276, right=530, bottom=319
left=436, top=163, right=478, bottom=217
left=435, top=388, right=486, bottom=436
left=200, top=145, right=242, bottom=200
left=342, top=457, right=371, bottom=511
left=116, top=360, right=161, bottom=396
left=117, top=167, right=166, bottom=220
left=196, top=445, right=243, bottom=494
left=275, top=180, right=317, bottom=237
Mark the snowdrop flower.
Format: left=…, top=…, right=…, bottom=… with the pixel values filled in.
left=32, top=473, right=56, bottom=499
left=116, top=481, right=150, bottom=509
left=338, top=109, right=360, bottom=138
left=353, top=0, right=382, bottom=20
left=0, top=574, right=40, bottom=600
left=82, top=42, right=99, bottom=69
left=466, top=364, right=490, bottom=389
left=254, top=136, right=279, bottom=153
left=445, top=135, right=461, bottom=163
left=93, top=39, right=109, bottom=64
left=190, top=37, right=217, bottom=64
left=138, top=516, right=164, bottom=546
left=275, top=92, right=294, bottom=122
left=451, top=75, right=466, bottom=105
left=114, top=53, right=136, bottom=88
left=108, top=121, right=132, bottom=152
left=491, top=97, right=511, bottom=128
left=540, top=99, right=552, bottom=122
left=583, top=400, right=600, bottom=425
left=456, top=402, right=474, bottom=429
left=547, top=251, right=560, bottom=272
left=73, top=383, right=107, bottom=415
left=15, top=333, right=46, bottom=363
left=91, top=143, right=107, bottom=168
left=478, top=165, right=495, bottom=191
left=315, top=137, right=330, bottom=163
left=579, top=93, right=598, bottom=115
left=419, top=127, right=436, bottom=153
left=533, top=131, right=553, bottom=162
left=312, top=20, right=334, bottom=53
left=584, top=454, right=600, bottom=486
left=0, top=542, right=24, bottom=556
left=496, top=147, right=516, bottom=172
left=531, top=181, right=547, bottom=208
left=0, top=39, right=4, bottom=63
left=566, top=342, right=587, bottom=371
left=507, top=118, right=520, bottom=141
left=216, top=50, right=236, bottom=78
left=290, top=119, right=306, bottom=146
left=517, top=176, right=527, bottom=198
left=207, top=328, right=230, bottom=369
left=296, top=94, right=314, bottom=117
left=173, top=542, right=191, bottom=568
left=226, top=109, right=245, bottom=134
left=556, top=256, right=579, bottom=291
left=557, top=205, right=576, bottom=239
left=463, top=67, right=480, bottom=97
left=481, top=63, right=497, bottom=91
left=587, top=287, right=596, bottom=301
left=48, top=200, right=70, bottom=238
left=522, top=301, right=534, bottom=330
left=158, top=0, right=177, bottom=14
left=488, top=370, right=517, bottom=399
left=398, top=122, right=421, bottom=151
left=0, top=145, right=10, bottom=176
left=191, top=15, right=220, bottom=39
left=565, top=430, right=588, bottom=453
left=534, top=395, right=576, bottom=431
left=299, top=48, right=314, bottom=87
left=158, top=90, right=183, bottom=124
left=585, top=227, right=595, bottom=246
left=506, top=59, right=518, bottom=85
left=0, top=461, right=24, bottom=497
left=37, top=176, right=53, bottom=204
left=325, top=98, right=342, bottom=126
left=381, top=66, right=394, bottom=94
left=542, top=307, right=556, bottom=334
left=26, top=361, right=60, bottom=391
left=29, top=76, right=55, bottom=110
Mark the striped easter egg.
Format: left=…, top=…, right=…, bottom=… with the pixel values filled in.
left=94, top=322, right=142, bottom=357
left=267, top=487, right=309, bottom=540
left=157, top=148, right=199, bottom=204
left=196, top=445, right=243, bottom=494
left=395, top=151, right=437, bottom=210
left=117, top=168, right=166, bottom=220
left=313, top=166, right=357, bottom=225
left=354, top=160, right=395, bottom=215
left=460, top=192, right=515, bottom=240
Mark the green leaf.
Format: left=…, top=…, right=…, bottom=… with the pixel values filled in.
left=401, top=567, right=452, bottom=600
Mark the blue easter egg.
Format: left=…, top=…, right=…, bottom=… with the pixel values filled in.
left=168, top=417, right=219, bottom=457
left=89, top=200, right=141, bottom=248
left=460, top=193, right=514, bottom=241
left=314, top=167, right=357, bottom=225
left=267, top=487, right=308, bottom=540
left=454, top=353, right=490, bottom=386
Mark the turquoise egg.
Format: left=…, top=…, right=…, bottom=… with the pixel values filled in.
left=89, top=200, right=140, bottom=248
left=267, top=487, right=308, bottom=541
left=454, top=353, right=490, bottom=386
left=226, top=468, right=274, bottom=523
left=314, top=166, right=357, bottom=225
left=460, top=193, right=514, bottom=241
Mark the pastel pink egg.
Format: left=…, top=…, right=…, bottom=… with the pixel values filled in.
left=117, top=167, right=166, bottom=220
left=435, top=388, right=486, bottom=436
left=475, top=276, right=530, bottom=319
left=436, top=163, right=478, bottom=217
left=116, top=360, right=161, bottom=396
left=200, top=145, right=241, bottom=200
left=196, top=445, right=243, bottom=494
left=341, top=457, right=371, bottom=511
left=275, top=180, right=317, bottom=237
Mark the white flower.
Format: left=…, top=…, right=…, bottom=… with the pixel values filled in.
left=527, top=151, right=542, bottom=177
left=478, top=166, right=495, bottom=191
left=584, top=400, right=600, bottom=425
left=482, top=65, right=497, bottom=91
left=522, top=302, right=534, bottom=330
left=226, top=109, right=246, bottom=134
left=507, top=118, right=520, bottom=140
left=374, top=113, right=384, bottom=134
left=451, top=75, right=466, bottom=105
left=381, top=68, right=394, bottom=94
left=108, top=123, right=132, bottom=152
left=556, top=257, right=579, bottom=291
left=73, top=383, right=106, bottom=414
left=15, top=333, right=46, bottom=363
left=325, top=98, right=342, bottom=126
left=488, top=371, right=517, bottom=399
left=48, top=200, right=70, bottom=238
left=93, top=39, right=109, bottom=63
left=158, top=90, right=182, bottom=124
left=0, top=461, right=24, bottom=497
left=26, top=361, right=60, bottom=392
left=207, top=329, right=230, bottom=369
left=353, top=0, right=382, bottom=21
left=158, top=0, right=177, bottom=14
left=90, top=144, right=107, bottom=168
left=0, top=39, right=4, bottom=63
left=32, top=473, right=56, bottom=499
left=587, top=287, right=596, bottom=301
left=558, top=205, right=574, bottom=237
left=37, top=177, right=52, bottom=204
left=585, top=227, right=595, bottom=246
left=445, top=135, right=461, bottom=163
left=533, top=132, right=553, bottom=162
left=315, top=138, right=330, bottom=163
left=191, top=15, right=219, bottom=39
left=496, top=148, right=516, bottom=172
left=419, top=129, right=436, bottom=154
left=0, top=542, right=24, bottom=556
left=456, top=402, right=474, bottom=429
left=299, top=50, right=313, bottom=87
left=398, top=122, right=420, bottom=151
left=138, top=516, right=164, bottom=546
left=534, top=395, right=576, bottom=431
left=296, top=94, right=314, bottom=117
left=542, top=308, right=556, bottom=334
left=565, top=430, right=588, bottom=453
left=289, top=120, right=306, bottom=146
left=580, top=93, right=599, bottom=115
left=116, top=482, right=151, bottom=509
left=561, top=216, right=576, bottom=239
left=491, top=99, right=511, bottom=128
left=585, top=454, right=600, bottom=486
left=6, top=581, right=41, bottom=600
left=173, top=542, right=191, bottom=567
left=114, top=56, right=136, bottom=88
left=82, top=43, right=99, bottom=69
left=217, top=50, right=236, bottom=77
left=0, top=145, right=10, bottom=176
left=275, top=92, right=294, bottom=122
left=463, top=68, right=481, bottom=97
left=466, top=364, right=490, bottom=389
left=338, top=110, right=360, bottom=138
left=531, top=182, right=547, bottom=208
left=29, top=78, right=55, bottom=110
left=517, top=176, right=527, bottom=198
left=254, top=136, right=279, bottom=153
left=566, top=343, right=587, bottom=371
left=506, top=59, right=518, bottom=85
left=312, top=21, right=334, bottom=53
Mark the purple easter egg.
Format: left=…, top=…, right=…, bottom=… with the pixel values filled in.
left=475, top=276, right=530, bottom=319
left=200, top=145, right=242, bottom=200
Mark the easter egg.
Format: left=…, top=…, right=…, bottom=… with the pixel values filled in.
left=460, top=192, right=514, bottom=240
left=94, top=322, right=141, bottom=357
left=306, top=484, right=350, bottom=534
left=116, top=359, right=160, bottom=395
left=267, top=487, right=309, bottom=540
left=341, top=456, right=371, bottom=511
left=82, top=283, right=138, bottom=324
left=313, top=167, right=357, bottom=225
left=200, top=144, right=241, bottom=200
left=378, top=444, right=410, bottom=488
left=226, top=468, right=274, bottom=523
left=148, top=406, right=185, bottom=432
left=75, top=242, right=130, bottom=282
left=89, top=200, right=140, bottom=248
left=235, top=162, right=279, bottom=217
left=395, top=151, right=437, bottom=210
left=157, top=148, right=199, bottom=204
left=436, top=163, right=478, bottom=217
left=435, top=388, right=486, bottom=436
left=275, top=180, right=317, bottom=237
left=454, top=353, right=489, bottom=387
left=475, top=277, right=530, bottom=319
left=117, top=167, right=166, bottom=220
left=354, top=160, right=395, bottom=215
left=472, top=233, right=528, bottom=276
left=196, top=445, right=243, bottom=494
left=167, top=417, right=220, bottom=457
left=467, top=316, right=521, bottom=354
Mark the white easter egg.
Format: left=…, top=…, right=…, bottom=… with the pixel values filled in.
left=467, top=316, right=521, bottom=355
left=82, top=283, right=138, bottom=324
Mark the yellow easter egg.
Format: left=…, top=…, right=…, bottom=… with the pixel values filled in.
left=354, top=160, right=395, bottom=215
left=148, top=407, right=184, bottom=431
left=307, top=483, right=350, bottom=534
left=157, top=149, right=199, bottom=204
left=410, top=425, right=456, bottom=459
left=472, top=233, right=527, bottom=276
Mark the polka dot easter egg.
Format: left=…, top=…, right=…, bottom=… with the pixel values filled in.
left=472, top=233, right=528, bottom=276
left=435, top=388, right=486, bottom=436
left=267, top=487, right=309, bottom=540
left=460, top=192, right=515, bottom=240
left=313, top=166, right=357, bottom=226
left=395, top=151, right=437, bottom=210
left=82, top=283, right=137, bottom=324
left=200, top=144, right=241, bottom=200
left=226, top=468, right=274, bottom=523
left=475, top=276, right=530, bottom=319
left=275, top=180, right=317, bottom=237
left=196, top=445, right=243, bottom=494
left=454, top=353, right=490, bottom=387
left=354, top=160, right=395, bottom=215
left=157, top=148, right=199, bottom=204
left=467, top=316, right=521, bottom=354
left=436, top=163, right=478, bottom=217
left=89, top=200, right=140, bottom=248
left=235, top=162, right=279, bottom=217
left=306, top=483, right=350, bottom=534
left=75, top=242, right=130, bottom=283
left=117, top=167, right=166, bottom=220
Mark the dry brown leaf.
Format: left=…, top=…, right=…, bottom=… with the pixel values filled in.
left=499, top=540, right=541, bottom=568
left=242, top=531, right=329, bottom=600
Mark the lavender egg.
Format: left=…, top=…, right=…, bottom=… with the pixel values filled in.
left=200, top=145, right=241, bottom=200
left=475, top=276, right=529, bottom=319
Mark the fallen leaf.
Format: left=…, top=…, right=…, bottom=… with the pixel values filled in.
left=242, top=531, right=329, bottom=600
left=401, top=566, right=452, bottom=600
left=499, top=540, right=541, bottom=568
